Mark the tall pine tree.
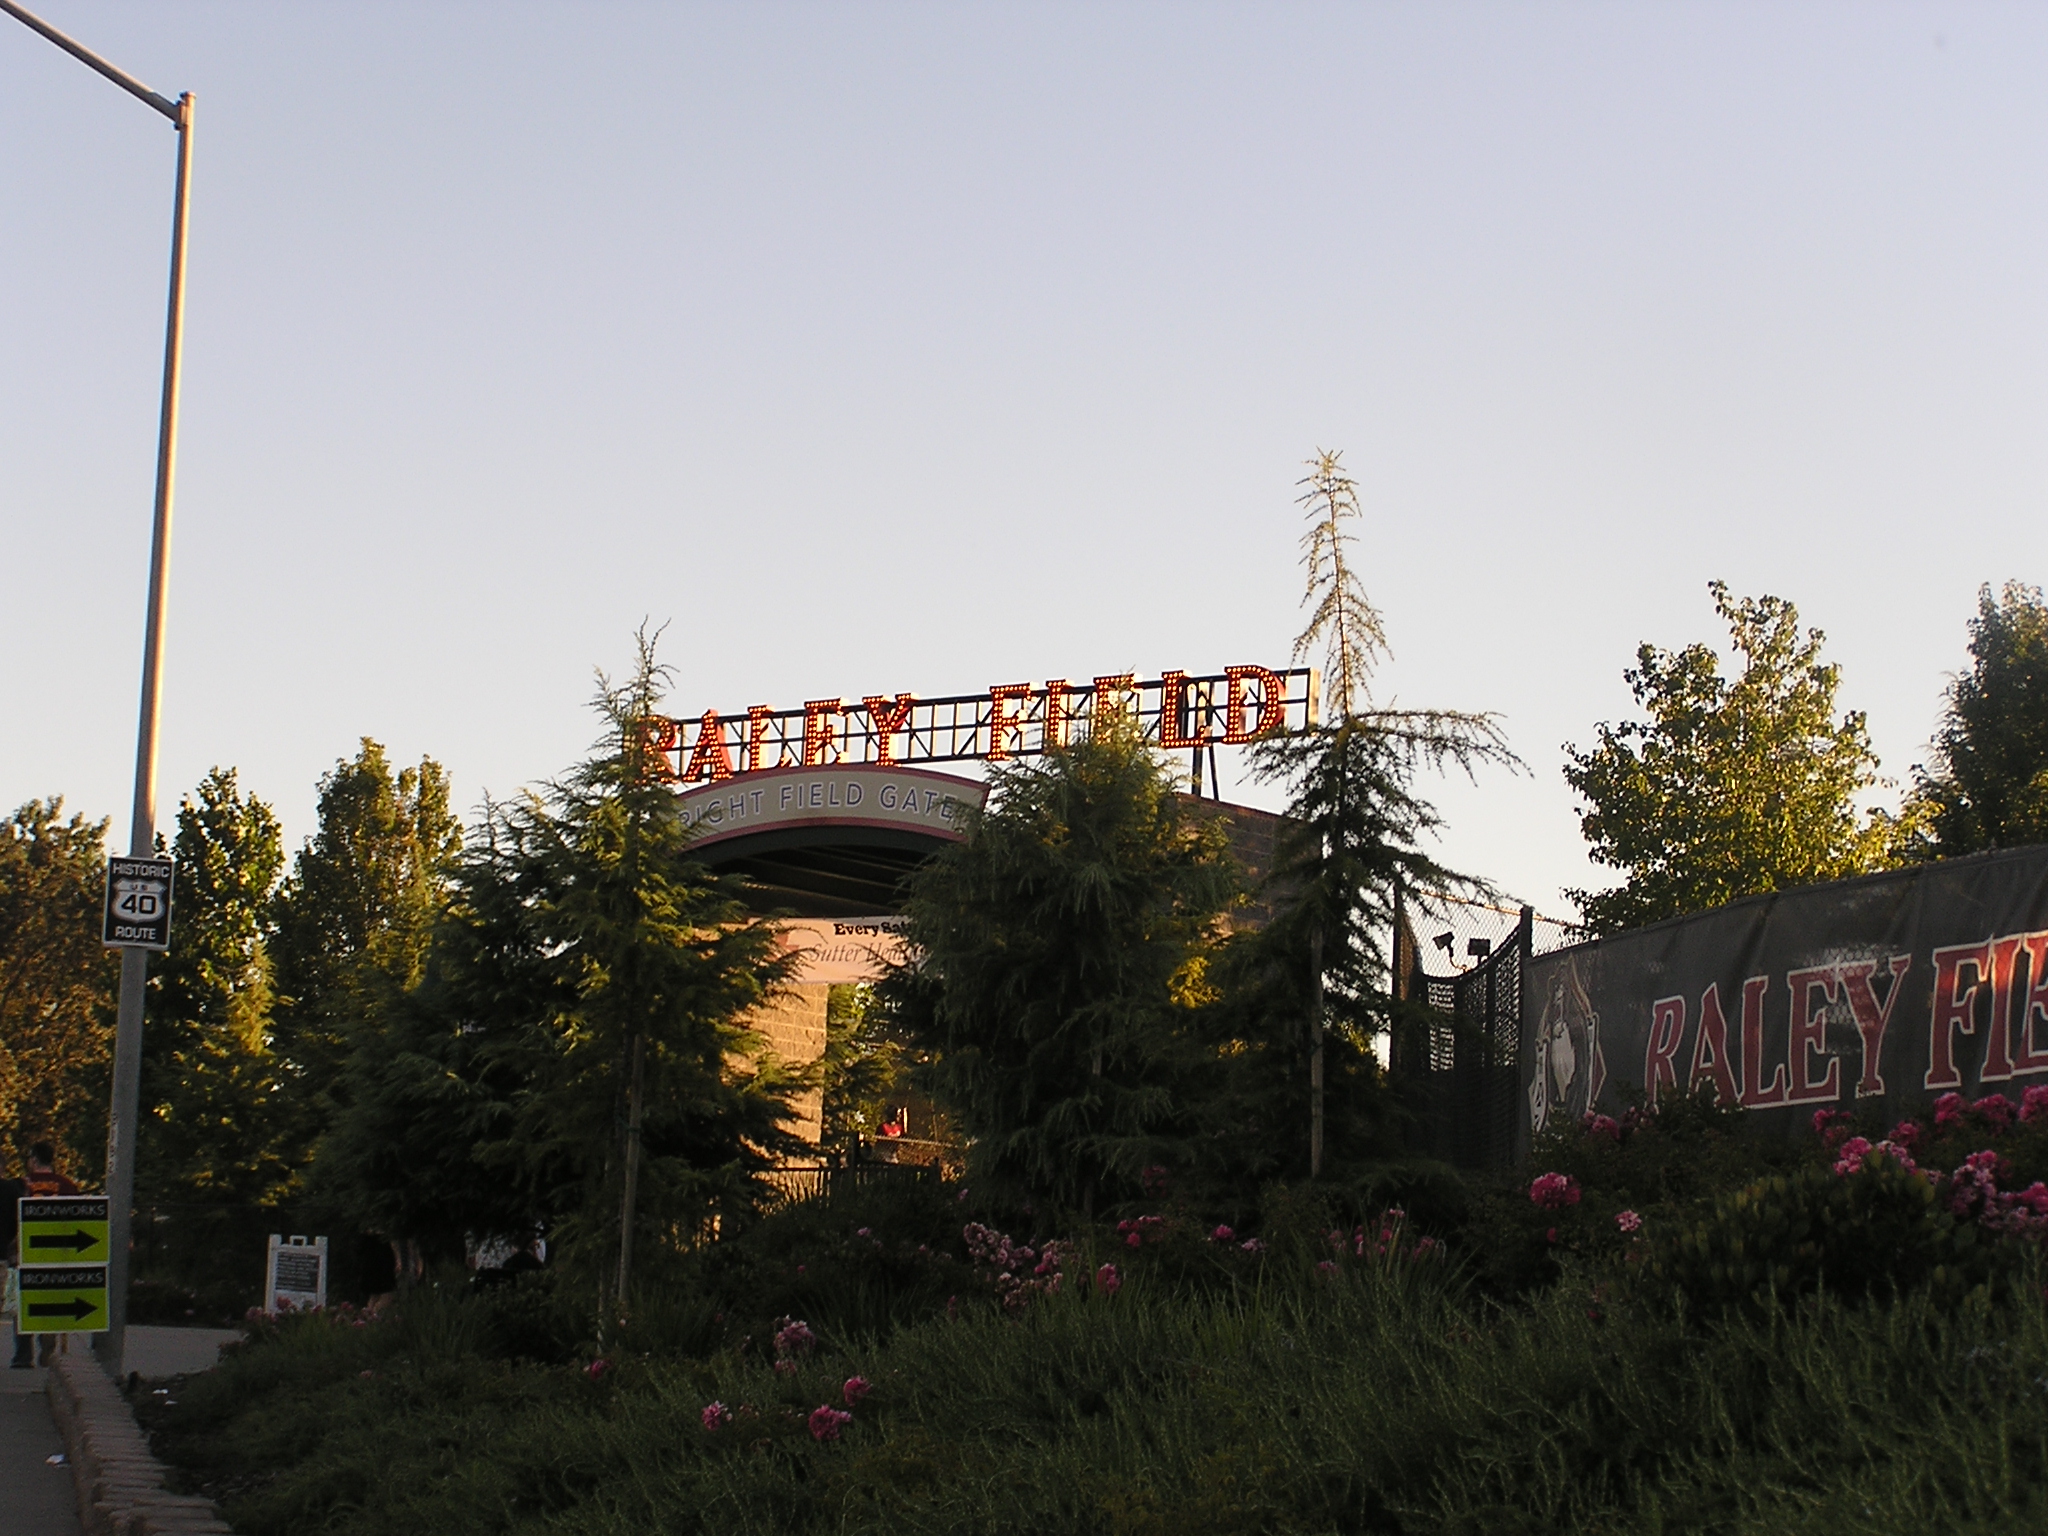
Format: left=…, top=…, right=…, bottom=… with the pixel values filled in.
left=1250, top=451, right=1515, bottom=1175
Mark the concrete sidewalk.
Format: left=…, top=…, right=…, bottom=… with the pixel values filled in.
left=0, top=1326, right=242, bottom=1536
left=125, top=1325, right=243, bottom=1380
left=1, top=1364, right=83, bottom=1536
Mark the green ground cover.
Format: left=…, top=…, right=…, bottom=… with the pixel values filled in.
left=139, top=1094, right=2048, bottom=1536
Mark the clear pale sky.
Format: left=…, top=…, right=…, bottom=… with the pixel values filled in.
left=3, top=2, right=2043, bottom=923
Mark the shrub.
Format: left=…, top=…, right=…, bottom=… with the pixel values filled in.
left=1638, top=1156, right=2003, bottom=1314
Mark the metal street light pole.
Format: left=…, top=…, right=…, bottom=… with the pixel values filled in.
left=1, top=0, right=193, bottom=1378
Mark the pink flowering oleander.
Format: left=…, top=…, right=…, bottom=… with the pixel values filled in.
left=1934, top=1092, right=1967, bottom=1127
left=1094, top=1262, right=1122, bottom=1295
left=808, top=1406, right=853, bottom=1443
left=1210, top=1224, right=1235, bottom=1243
left=1317, top=1259, right=1339, bottom=1274
left=842, top=1376, right=872, bottom=1407
left=701, top=1401, right=732, bottom=1430
left=1939, top=1151, right=2048, bottom=1237
left=585, top=1358, right=610, bottom=1380
left=1615, top=1210, right=1643, bottom=1234
left=1831, top=1137, right=1919, bottom=1177
left=1528, top=1172, right=1581, bottom=1211
left=1239, top=1238, right=1266, bottom=1254
left=2023, top=1085, right=2048, bottom=1124
left=1891, top=1119, right=1923, bottom=1149
left=1974, top=1093, right=2016, bottom=1130
left=1125, top=1232, right=1142, bottom=1248
left=1581, top=1112, right=1620, bottom=1141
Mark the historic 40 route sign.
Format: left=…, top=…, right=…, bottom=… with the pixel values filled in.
left=16, top=1265, right=108, bottom=1333
left=102, top=855, right=174, bottom=950
left=19, top=1196, right=110, bottom=1265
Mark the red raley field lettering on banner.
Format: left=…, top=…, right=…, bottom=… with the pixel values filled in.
left=1523, top=846, right=2048, bottom=1145
left=1927, top=940, right=1994, bottom=1091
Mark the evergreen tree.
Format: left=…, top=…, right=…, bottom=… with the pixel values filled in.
left=309, top=824, right=561, bottom=1258
left=1564, top=582, right=1895, bottom=934
left=1250, top=451, right=1515, bottom=1174
left=1910, top=582, right=2048, bottom=856
left=890, top=719, right=1239, bottom=1213
left=315, top=636, right=801, bottom=1290
left=0, top=799, right=116, bottom=1179
left=140, top=768, right=293, bottom=1208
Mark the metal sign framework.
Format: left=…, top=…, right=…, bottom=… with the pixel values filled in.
left=647, top=666, right=1319, bottom=783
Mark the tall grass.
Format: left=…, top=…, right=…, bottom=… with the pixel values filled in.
left=151, top=1256, right=2048, bottom=1536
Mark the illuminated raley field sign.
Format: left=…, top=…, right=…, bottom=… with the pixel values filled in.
left=646, top=666, right=1317, bottom=786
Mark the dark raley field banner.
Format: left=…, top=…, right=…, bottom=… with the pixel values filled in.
left=1523, top=845, right=2048, bottom=1143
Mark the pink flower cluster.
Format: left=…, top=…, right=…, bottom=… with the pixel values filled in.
left=1115, top=1215, right=1168, bottom=1249
left=962, top=1222, right=1034, bottom=1272
left=1581, top=1113, right=1621, bottom=1142
left=773, top=1318, right=817, bottom=1359
left=1830, top=1137, right=1920, bottom=1178
left=2025, top=1085, right=2048, bottom=1124
left=962, top=1223, right=1068, bottom=1311
left=1529, top=1172, right=1581, bottom=1211
left=585, top=1358, right=610, bottom=1380
left=842, top=1375, right=872, bottom=1406
left=701, top=1401, right=732, bottom=1430
left=1339, top=1207, right=1442, bottom=1264
left=808, top=1405, right=853, bottom=1443
left=1811, top=1109, right=1855, bottom=1148
left=1094, top=1262, right=1122, bottom=1296
left=1931, top=1092, right=2025, bottom=1131
left=1946, top=1151, right=2048, bottom=1237
left=1615, top=1210, right=1642, bottom=1234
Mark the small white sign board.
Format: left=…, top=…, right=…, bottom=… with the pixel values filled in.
left=265, top=1234, right=328, bottom=1312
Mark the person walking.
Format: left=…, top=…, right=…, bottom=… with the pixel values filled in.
left=13, top=1144, right=80, bottom=1368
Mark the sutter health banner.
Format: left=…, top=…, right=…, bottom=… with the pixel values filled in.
left=1524, top=845, right=2048, bottom=1142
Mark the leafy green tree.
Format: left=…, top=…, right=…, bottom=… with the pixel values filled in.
left=1909, top=582, right=2048, bottom=856
left=890, top=719, right=1239, bottom=1214
left=1565, top=582, right=1895, bottom=935
left=1250, top=451, right=1515, bottom=1174
left=270, top=741, right=462, bottom=1127
left=139, top=768, right=293, bottom=1209
left=0, top=799, right=115, bottom=1180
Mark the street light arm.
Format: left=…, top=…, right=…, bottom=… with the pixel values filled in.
left=0, top=0, right=180, bottom=122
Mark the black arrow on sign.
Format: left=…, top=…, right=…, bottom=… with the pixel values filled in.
left=28, top=1230, right=98, bottom=1253
left=27, top=1298, right=99, bottom=1321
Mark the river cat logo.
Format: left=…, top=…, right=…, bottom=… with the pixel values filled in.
left=1530, top=959, right=1605, bottom=1137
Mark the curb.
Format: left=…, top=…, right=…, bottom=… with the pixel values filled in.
left=45, top=1353, right=232, bottom=1536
